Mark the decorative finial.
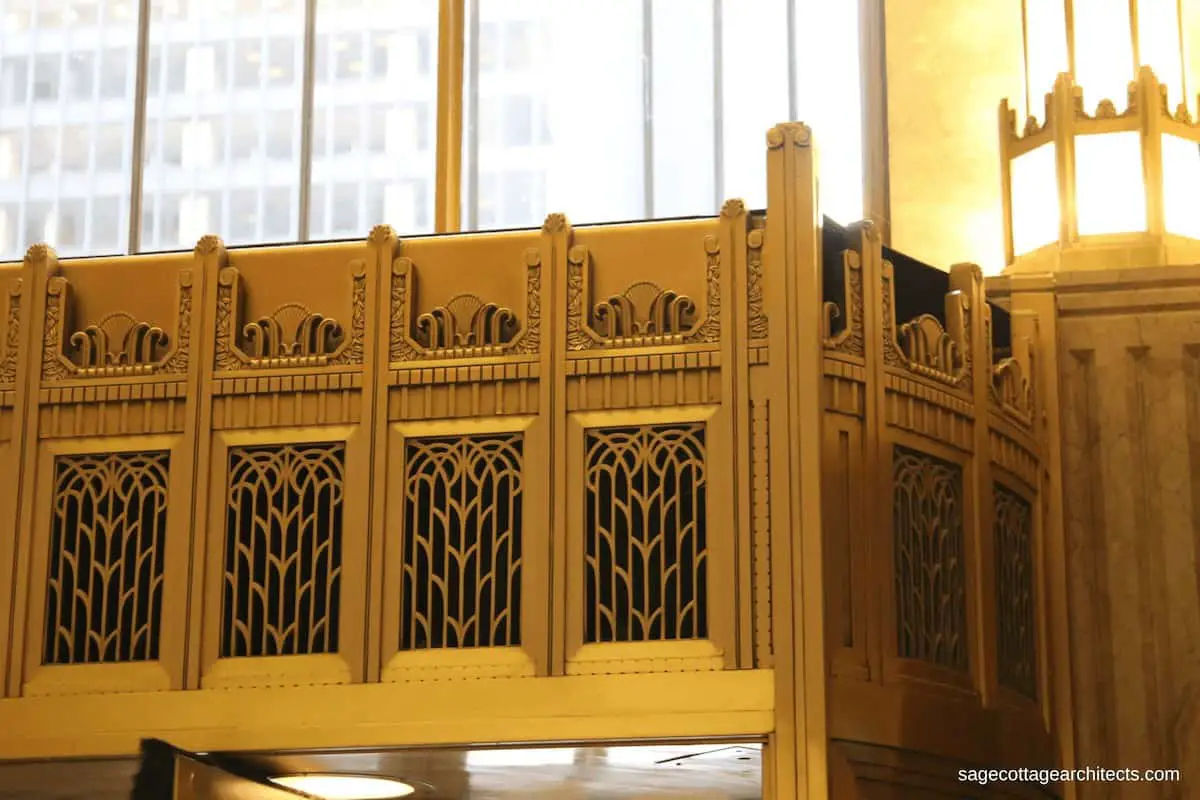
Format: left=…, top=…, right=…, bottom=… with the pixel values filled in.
left=194, top=235, right=224, bottom=256
left=542, top=213, right=568, bottom=234
left=720, top=198, right=746, bottom=218
left=766, top=122, right=812, bottom=150
left=24, top=243, right=53, bottom=264
left=369, top=224, right=395, bottom=245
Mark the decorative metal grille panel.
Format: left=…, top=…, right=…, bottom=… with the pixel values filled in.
left=44, top=452, right=170, bottom=665
left=584, top=424, right=708, bottom=643
left=221, top=443, right=345, bottom=658
left=892, top=446, right=967, bottom=670
left=400, top=434, right=524, bottom=649
left=995, top=484, right=1037, bottom=698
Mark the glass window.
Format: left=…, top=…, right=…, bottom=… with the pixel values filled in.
left=32, top=55, right=62, bottom=102
left=0, top=57, right=29, bottom=106
left=90, top=196, right=123, bottom=251
left=331, top=182, right=358, bottom=233
left=99, top=47, right=132, bottom=99
left=263, top=186, right=292, bottom=239
left=267, top=38, right=296, bottom=86
left=309, top=0, right=438, bottom=239
left=233, top=39, right=264, bottom=89
left=463, top=0, right=646, bottom=230
left=0, top=204, right=17, bottom=255
left=462, top=0, right=865, bottom=228
left=60, top=126, right=92, bottom=172
left=29, top=129, right=58, bottom=175
left=67, top=52, right=96, bottom=101
left=0, top=134, right=21, bottom=181
left=504, top=21, right=533, bottom=71
left=96, top=124, right=127, bottom=172
left=0, top=2, right=136, bottom=260
left=143, top=6, right=304, bottom=250
left=0, top=0, right=864, bottom=259
left=229, top=188, right=259, bottom=242
left=502, top=95, right=533, bottom=148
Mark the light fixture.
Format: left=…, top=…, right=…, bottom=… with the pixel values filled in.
left=1000, top=0, right=1200, bottom=273
left=465, top=747, right=577, bottom=768
left=268, top=774, right=416, bottom=799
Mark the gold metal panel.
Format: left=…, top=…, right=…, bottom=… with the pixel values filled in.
left=992, top=478, right=1039, bottom=706
left=379, top=414, right=546, bottom=682
left=7, top=244, right=208, bottom=699
left=563, top=405, right=735, bottom=675
left=21, top=434, right=189, bottom=696
left=0, top=669, right=776, bottom=758
left=0, top=263, right=30, bottom=698
left=199, top=424, right=369, bottom=689
left=566, top=219, right=721, bottom=353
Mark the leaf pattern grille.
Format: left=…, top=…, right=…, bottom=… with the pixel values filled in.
left=44, top=452, right=170, bottom=665
left=400, top=434, right=524, bottom=649
left=995, top=484, right=1037, bottom=699
left=221, top=443, right=345, bottom=658
left=584, top=424, right=708, bottom=643
left=892, top=446, right=967, bottom=670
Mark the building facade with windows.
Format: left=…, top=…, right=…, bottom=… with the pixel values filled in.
left=0, top=0, right=864, bottom=260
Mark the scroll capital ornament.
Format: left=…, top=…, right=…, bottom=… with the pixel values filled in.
left=766, top=122, right=813, bottom=150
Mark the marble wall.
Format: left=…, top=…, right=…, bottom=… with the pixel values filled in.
left=1017, top=268, right=1200, bottom=799
left=882, top=0, right=1024, bottom=275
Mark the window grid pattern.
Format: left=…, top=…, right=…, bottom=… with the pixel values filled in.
left=0, top=0, right=863, bottom=261
left=0, top=0, right=439, bottom=261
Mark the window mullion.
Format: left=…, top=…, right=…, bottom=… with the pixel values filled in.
left=642, top=0, right=654, bottom=219
left=464, top=0, right=480, bottom=231
left=127, top=0, right=152, bottom=253
left=435, top=0, right=466, bottom=233
left=787, top=0, right=798, bottom=121
left=298, top=0, right=319, bottom=242
left=713, top=0, right=725, bottom=209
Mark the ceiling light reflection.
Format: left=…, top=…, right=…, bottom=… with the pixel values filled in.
left=466, top=748, right=577, bottom=768
left=269, top=774, right=416, bottom=799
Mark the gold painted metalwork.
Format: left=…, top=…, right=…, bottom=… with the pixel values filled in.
left=221, top=443, right=346, bottom=658
left=400, top=433, right=524, bottom=650
left=994, top=483, right=1036, bottom=700
left=389, top=249, right=541, bottom=361
left=45, top=451, right=170, bottom=665
left=566, top=238, right=720, bottom=350
left=41, top=270, right=192, bottom=380
left=746, top=225, right=768, bottom=341
left=215, top=263, right=367, bottom=370
left=583, top=424, right=708, bottom=644
left=891, top=446, right=968, bottom=671
left=0, top=278, right=22, bottom=388
left=823, top=248, right=865, bottom=357
left=0, top=123, right=1071, bottom=800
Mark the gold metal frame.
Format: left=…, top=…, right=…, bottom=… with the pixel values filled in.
left=198, top=424, right=370, bottom=690
left=380, top=414, right=545, bottom=682
left=1001, top=65, right=1200, bottom=272
left=563, top=404, right=736, bottom=675
left=0, top=124, right=1071, bottom=799
left=21, top=434, right=190, bottom=697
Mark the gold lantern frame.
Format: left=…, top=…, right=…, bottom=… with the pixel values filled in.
left=1000, top=66, right=1200, bottom=273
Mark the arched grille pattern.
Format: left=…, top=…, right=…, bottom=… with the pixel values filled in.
left=584, top=424, right=708, bottom=644
left=44, top=451, right=170, bottom=665
left=892, top=445, right=967, bottom=670
left=995, top=483, right=1037, bottom=699
left=221, top=443, right=345, bottom=658
left=400, top=433, right=524, bottom=650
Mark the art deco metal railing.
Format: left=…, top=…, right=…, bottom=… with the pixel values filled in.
left=0, top=124, right=1059, bottom=797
